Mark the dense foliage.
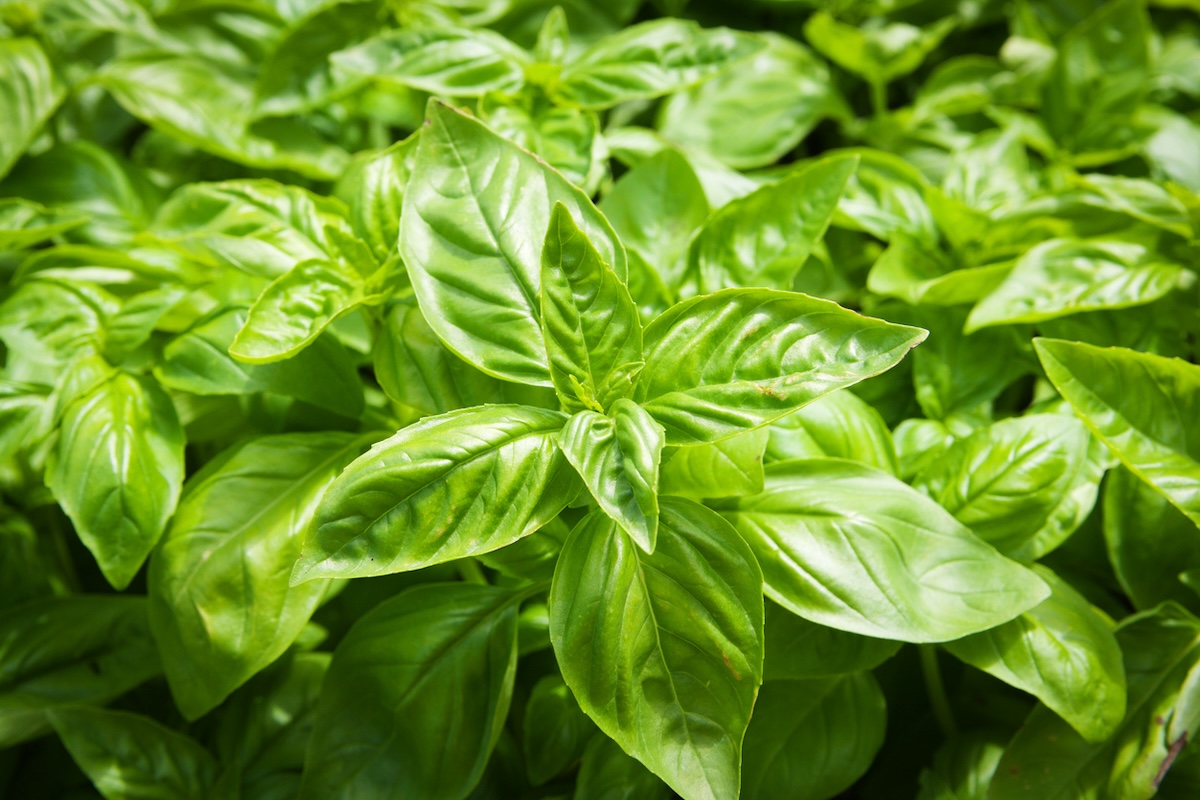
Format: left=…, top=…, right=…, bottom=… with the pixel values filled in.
left=2, top=0, right=1200, bottom=797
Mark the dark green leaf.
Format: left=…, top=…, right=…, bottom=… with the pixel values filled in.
left=524, top=674, right=594, bottom=786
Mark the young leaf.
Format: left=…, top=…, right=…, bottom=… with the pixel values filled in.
left=914, top=414, right=1106, bottom=562
left=399, top=99, right=626, bottom=386
left=0, top=39, right=65, bottom=180
left=47, top=372, right=185, bottom=590
left=659, top=428, right=769, bottom=500
left=0, top=596, right=160, bottom=748
left=549, top=499, right=764, bottom=800
left=633, top=289, right=927, bottom=445
left=988, top=603, right=1200, bottom=799
left=552, top=20, right=763, bottom=109
left=688, top=155, right=857, bottom=293
left=333, top=134, right=418, bottom=263
left=293, top=405, right=580, bottom=582
left=558, top=400, right=665, bottom=553
left=149, top=432, right=370, bottom=720
left=741, top=674, right=886, bottom=800
left=540, top=202, right=643, bottom=412
left=715, top=459, right=1050, bottom=642
left=1034, top=338, right=1200, bottom=527
left=942, top=565, right=1126, bottom=743
left=300, top=583, right=520, bottom=800
left=49, top=708, right=218, bottom=800
left=966, top=240, right=1186, bottom=332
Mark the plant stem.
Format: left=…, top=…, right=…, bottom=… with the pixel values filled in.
left=870, top=80, right=889, bottom=119
left=920, top=645, right=958, bottom=738
left=457, top=559, right=488, bottom=585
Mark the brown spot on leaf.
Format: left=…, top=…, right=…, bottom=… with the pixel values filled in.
left=722, top=652, right=741, bottom=681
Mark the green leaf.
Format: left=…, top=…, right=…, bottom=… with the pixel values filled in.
left=966, top=240, right=1186, bottom=332
left=688, top=155, right=857, bottom=294
left=763, top=601, right=900, bottom=680
left=914, top=414, right=1105, bottom=562
left=156, top=306, right=365, bottom=417
left=833, top=148, right=937, bottom=244
left=599, top=147, right=709, bottom=295
left=293, top=405, right=579, bottom=582
left=659, top=428, right=769, bottom=500
left=866, top=233, right=1010, bottom=307
left=98, top=54, right=348, bottom=180
left=552, top=20, right=763, bottom=109
left=0, top=39, right=65, bottom=181
left=50, top=708, right=216, bottom=800
left=1104, top=465, right=1200, bottom=613
left=399, top=99, right=626, bottom=386
left=559, top=400, right=665, bottom=553
left=540, top=202, right=643, bottom=412
left=149, top=179, right=356, bottom=279
left=47, top=372, right=184, bottom=590
left=764, top=389, right=898, bottom=475
left=149, top=432, right=369, bottom=720
left=549, top=499, right=764, bottom=800
left=0, top=596, right=160, bottom=748
left=943, top=565, right=1125, bottom=742
left=573, top=735, right=671, bottom=800
left=803, top=12, right=955, bottom=85
left=481, top=100, right=605, bottom=192
left=741, top=674, right=886, bottom=800
left=1034, top=338, right=1200, bottom=528
left=300, top=583, right=520, bottom=800
left=229, top=258, right=372, bottom=363
left=0, top=198, right=87, bottom=250
left=523, top=674, right=595, bottom=786
left=332, top=26, right=531, bottom=97
left=988, top=603, right=1200, bottom=799
left=715, top=459, right=1050, bottom=643
left=633, top=289, right=927, bottom=445
left=916, top=733, right=1005, bottom=800
left=658, top=33, right=842, bottom=170
left=333, top=134, right=418, bottom=264
left=0, top=278, right=112, bottom=384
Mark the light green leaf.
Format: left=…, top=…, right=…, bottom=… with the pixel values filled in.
left=659, top=428, right=769, bottom=500
left=658, top=33, right=842, bottom=170
left=832, top=148, right=937, bottom=244
left=0, top=39, right=65, bottom=181
left=741, top=674, right=886, bottom=800
left=1034, top=338, right=1200, bottom=528
left=399, top=99, right=625, bottom=386
left=764, top=389, right=898, bottom=475
left=540, top=203, right=642, bottom=413
left=943, top=565, right=1125, bottom=742
left=715, top=459, right=1050, bottom=642
left=300, top=583, right=520, bottom=800
left=866, top=233, right=1009, bottom=307
left=763, top=600, right=900, bottom=680
left=689, top=155, right=857, bottom=294
left=914, top=414, right=1105, bottom=562
left=916, top=733, right=1005, bottom=800
left=550, top=499, right=763, bottom=800
left=293, top=405, right=579, bottom=582
left=524, top=674, right=595, bottom=786
left=559, top=400, right=665, bottom=553
left=98, top=54, right=347, bottom=180
left=553, top=20, right=763, bottom=109
left=0, top=596, right=160, bottom=748
left=989, top=603, right=1200, bottom=800
left=149, top=433, right=369, bottom=720
left=481, top=100, right=604, bottom=192
left=0, top=198, right=86, bottom=250
left=50, top=708, right=218, bottom=800
left=0, top=278, right=112, bottom=384
left=803, top=12, right=955, bottom=85
left=633, top=289, right=927, bottom=445
left=1104, top=465, right=1200, bottom=613
left=599, top=147, right=708, bottom=295
left=966, top=240, right=1186, bottom=332
left=229, top=258, right=371, bottom=364
left=47, top=372, right=184, bottom=590
left=332, top=26, right=531, bottom=96
left=156, top=307, right=365, bottom=417
left=333, top=134, right=418, bottom=264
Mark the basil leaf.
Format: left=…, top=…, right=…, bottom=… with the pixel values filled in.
left=716, top=459, right=1050, bottom=642
left=550, top=499, right=763, bottom=800
left=300, top=583, right=520, bottom=799
left=400, top=99, right=625, bottom=386
left=659, top=428, right=769, bottom=500
left=293, top=405, right=579, bottom=581
left=523, top=674, right=595, bottom=786
left=763, top=601, right=900, bottom=680
left=0, top=39, right=65, bottom=180
left=634, top=289, right=926, bottom=445
left=764, top=389, right=898, bottom=475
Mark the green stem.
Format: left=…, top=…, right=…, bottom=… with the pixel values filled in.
left=920, top=645, right=957, bottom=738
left=870, top=80, right=889, bottom=119
left=457, top=559, right=488, bottom=586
